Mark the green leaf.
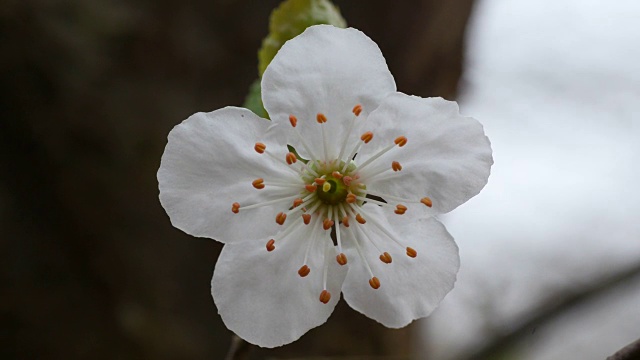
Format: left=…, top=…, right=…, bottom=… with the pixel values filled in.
left=242, top=79, right=269, bottom=118
left=257, top=0, right=347, bottom=77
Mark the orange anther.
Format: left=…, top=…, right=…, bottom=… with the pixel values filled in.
left=394, top=136, right=408, bottom=147
left=254, top=142, right=266, bottom=154
left=305, top=184, right=317, bottom=193
left=394, top=204, right=407, bottom=215
left=323, top=218, right=334, bottom=230
left=379, top=252, right=392, bottom=264
left=392, top=161, right=402, bottom=172
left=317, top=113, right=327, bottom=124
left=252, top=178, right=265, bottom=189
left=292, top=198, right=304, bottom=208
left=420, top=197, right=433, bottom=208
left=332, top=171, right=343, bottom=179
left=356, top=213, right=366, bottom=224
left=346, top=193, right=357, bottom=203
left=231, top=202, right=240, bottom=214
left=298, top=265, right=310, bottom=277
left=336, top=253, right=348, bottom=265
left=352, top=104, right=363, bottom=116
left=319, top=289, right=331, bottom=304
left=286, top=152, right=297, bottom=165
left=341, top=216, right=350, bottom=227
left=289, top=115, right=297, bottom=127
left=302, top=213, right=311, bottom=225
left=369, top=277, right=381, bottom=289
left=266, top=239, right=275, bottom=252
left=342, top=176, right=353, bottom=186
left=275, top=212, right=287, bottom=225
left=360, top=131, right=374, bottom=144
left=315, top=178, right=326, bottom=185
left=406, top=247, right=417, bottom=258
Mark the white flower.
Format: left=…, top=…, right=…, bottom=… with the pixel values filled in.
left=158, top=25, right=493, bottom=348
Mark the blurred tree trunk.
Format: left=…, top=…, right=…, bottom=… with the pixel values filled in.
left=0, top=0, right=474, bottom=359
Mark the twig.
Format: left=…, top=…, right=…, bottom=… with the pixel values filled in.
left=225, top=334, right=252, bottom=360
left=607, top=337, right=640, bottom=360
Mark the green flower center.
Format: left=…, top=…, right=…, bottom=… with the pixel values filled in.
left=316, top=174, right=349, bottom=205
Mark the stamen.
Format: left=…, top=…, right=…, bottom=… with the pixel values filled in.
left=254, top=142, right=266, bottom=154
left=356, top=213, right=366, bottom=224
left=346, top=193, right=357, bottom=203
left=406, top=247, right=418, bottom=258
left=305, top=184, right=317, bottom=193
left=316, top=113, right=327, bottom=124
left=323, top=218, right=334, bottom=230
left=298, top=265, right=310, bottom=277
left=315, top=177, right=326, bottom=185
left=319, top=290, right=331, bottom=304
left=231, top=202, right=240, bottom=213
left=421, top=197, right=433, bottom=207
left=343, top=224, right=376, bottom=279
left=237, top=194, right=300, bottom=211
left=392, top=161, right=402, bottom=172
left=292, top=198, right=304, bottom=208
left=289, top=114, right=320, bottom=166
left=266, top=239, right=275, bottom=252
left=302, top=213, right=311, bottom=225
left=252, top=178, right=265, bottom=189
left=379, top=252, right=392, bottom=264
left=342, top=176, right=353, bottom=186
left=286, top=152, right=297, bottom=165
left=352, top=104, right=363, bottom=116
left=331, top=171, right=343, bottom=179
left=336, top=253, right=347, bottom=265
left=318, top=113, right=330, bottom=161
left=322, top=236, right=330, bottom=295
left=289, top=115, right=297, bottom=127
left=394, top=136, right=408, bottom=147
left=354, top=142, right=397, bottom=172
left=341, top=215, right=350, bottom=227
left=394, top=204, right=407, bottom=215
left=360, top=131, right=374, bottom=144
left=369, top=276, right=381, bottom=289
left=275, top=212, right=287, bottom=225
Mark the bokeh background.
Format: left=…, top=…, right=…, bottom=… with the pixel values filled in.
left=2, top=0, right=639, bottom=359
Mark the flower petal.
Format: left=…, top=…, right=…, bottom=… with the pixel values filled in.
left=211, top=220, right=347, bottom=347
left=158, top=107, right=299, bottom=243
left=262, top=25, right=396, bottom=161
left=357, top=92, right=493, bottom=215
left=341, top=204, right=459, bottom=328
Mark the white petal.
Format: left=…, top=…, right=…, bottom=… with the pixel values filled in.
left=211, top=220, right=347, bottom=348
left=357, top=93, right=493, bottom=215
left=158, top=107, right=298, bottom=243
left=341, top=204, right=459, bottom=328
left=262, top=25, right=396, bottom=161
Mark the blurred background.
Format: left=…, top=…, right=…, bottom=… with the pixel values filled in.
left=1, top=0, right=639, bottom=359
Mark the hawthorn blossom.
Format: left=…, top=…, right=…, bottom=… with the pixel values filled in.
left=158, top=25, right=493, bottom=347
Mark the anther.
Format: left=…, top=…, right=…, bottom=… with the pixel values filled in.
left=342, top=176, right=353, bottom=186
left=360, top=131, right=374, bottom=144
left=356, top=213, right=366, bottom=224
left=394, top=136, right=408, bottom=147
left=369, top=277, right=381, bottom=289
left=420, top=197, right=433, bottom=208
left=231, top=202, right=240, bottom=214
left=266, top=239, right=275, bottom=252
left=332, top=171, right=343, bottom=179
left=346, top=193, right=356, bottom=203
left=315, top=178, right=326, bottom=185
left=392, top=161, right=402, bottom=172
left=298, top=265, right=310, bottom=277
left=406, top=247, right=418, bottom=258
left=286, top=152, right=297, bottom=164
left=323, top=218, right=334, bottom=230
left=305, top=184, right=317, bottom=193
left=254, top=142, right=266, bottom=154
left=352, top=104, right=363, bottom=116
left=289, top=115, right=298, bottom=127
left=275, top=212, right=287, bottom=225
left=394, top=204, right=408, bottom=215
left=336, top=253, right=348, bottom=265
left=341, top=216, right=350, bottom=227
left=379, top=252, right=392, bottom=264
left=319, top=289, right=331, bottom=304
left=252, top=178, right=265, bottom=189
left=302, top=213, right=311, bottom=225
left=316, top=113, right=327, bottom=124
left=292, top=198, right=304, bottom=208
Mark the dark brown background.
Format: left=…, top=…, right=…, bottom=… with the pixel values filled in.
left=0, top=0, right=475, bottom=358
